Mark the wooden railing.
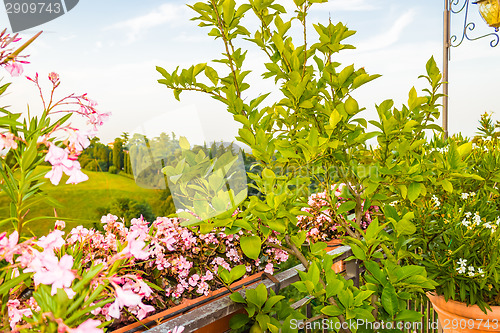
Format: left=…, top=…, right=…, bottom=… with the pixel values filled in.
left=126, top=244, right=441, bottom=333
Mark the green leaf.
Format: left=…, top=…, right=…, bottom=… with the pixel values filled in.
left=398, top=184, right=407, bottom=199
left=230, top=265, right=247, bottom=283
left=407, top=182, right=421, bottom=202
left=353, top=308, right=375, bottom=321
left=263, top=295, right=285, bottom=312
left=240, top=236, right=261, bottom=259
left=321, top=305, right=343, bottom=316
left=364, top=260, right=386, bottom=286
left=396, top=219, right=416, bottom=236
left=394, top=309, right=423, bottom=322
left=238, top=128, right=255, bottom=146
left=350, top=244, right=366, bottom=260
left=440, top=179, right=453, bottom=193
left=246, top=283, right=267, bottom=308
left=381, top=283, right=398, bottom=317
left=457, top=142, right=472, bottom=157
left=337, top=201, right=356, bottom=215
left=230, top=292, right=246, bottom=304
left=229, top=313, right=250, bottom=329
left=179, top=136, right=190, bottom=150
left=21, top=140, right=39, bottom=172
left=291, top=231, right=307, bottom=248
left=329, top=109, right=341, bottom=128
left=310, top=242, right=327, bottom=254
left=299, top=100, right=314, bottom=108
left=0, top=273, right=30, bottom=295
left=262, top=168, right=276, bottom=180
left=205, top=66, right=219, bottom=85
left=0, top=116, right=22, bottom=127
left=72, top=264, right=104, bottom=292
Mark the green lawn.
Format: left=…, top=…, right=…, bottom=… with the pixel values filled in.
left=0, top=166, right=161, bottom=236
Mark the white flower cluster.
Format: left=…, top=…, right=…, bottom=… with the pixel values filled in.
left=461, top=211, right=500, bottom=232
left=431, top=195, right=441, bottom=207
left=460, top=192, right=476, bottom=200
left=456, top=259, right=485, bottom=277
left=430, top=146, right=449, bottom=153
left=472, top=143, right=491, bottom=152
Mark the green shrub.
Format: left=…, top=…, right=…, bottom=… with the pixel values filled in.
left=108, top=166, right=118, bottom=174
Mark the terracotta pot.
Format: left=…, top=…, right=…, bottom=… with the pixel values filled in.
left=326, top=239, right=345, bottom=273
left=427, top=292, right=500, bottom=332
left=111, top=272, right=263, bottom=333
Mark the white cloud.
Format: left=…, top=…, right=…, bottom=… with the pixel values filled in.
left=104, top=3, right=190, bottom=43
left=356, top=9, right=416, bottom=52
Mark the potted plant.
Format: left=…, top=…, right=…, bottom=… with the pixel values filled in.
left=411, top=125, right=500, bottom=332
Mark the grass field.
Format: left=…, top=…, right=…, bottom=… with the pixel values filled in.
left=0, top=166, right=162, bottom=237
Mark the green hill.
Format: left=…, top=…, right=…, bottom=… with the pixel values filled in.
left=0, top=166, right=167, bottom=236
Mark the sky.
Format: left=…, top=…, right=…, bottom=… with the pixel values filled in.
left=1, top=0, right=499, bottom=146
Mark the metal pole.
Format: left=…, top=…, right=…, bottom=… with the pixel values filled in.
left=443, top=0, right=450, bottom=139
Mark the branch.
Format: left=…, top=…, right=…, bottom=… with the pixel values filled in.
left=284, top=235, right=351, bottom=333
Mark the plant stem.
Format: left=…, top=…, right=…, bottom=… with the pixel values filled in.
left=284, top=235, right=351, bottom=333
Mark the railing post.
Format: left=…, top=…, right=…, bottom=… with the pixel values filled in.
left=345, top=259, right=360, bottom=288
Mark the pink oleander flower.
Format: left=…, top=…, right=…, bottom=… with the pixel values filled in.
left=7, top=300, right=32, bottom=329
left=118, top=232, right=149, bottom=260
left=108, top=285, right=142, bottom=319
left=44, top=143, right=89, bottom=185
left=65, top=287, right=76, bottom=299
left=130, top=217, right=149, bottom=240
left=36, top=229, right=65, bottom=251
left=134, top=302, right=156, bottom=320
left=31, top=253, right=75, bottom=295
left=67, top=128, right=90, bottom=152
left=48, top=72, right=59, bottom=85
left=65, top=160, right=89, bottom=184
left=164, top=235, right=177, bottom=251
left=44, top=144, right=72, bottom=184
left=54, top=220, right=66, bottom=230
left=87, top=111, right=111, bottom=131
left=0, top=231, right=19, bottom=263
left=0, top=132, right=18, bottom=151
left=72, top=319, right=103, bottom=333
left=101, top=213, right=118, bottom=224
left=4, top=62, right=23, bottom=76
left=27, top=297, right=40, bottom=312
left=68, top=225, right=90, bottom=243
left=133, top=278, right=153, bottom=297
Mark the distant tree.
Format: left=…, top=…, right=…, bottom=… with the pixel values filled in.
left=96, top=197, right=155, bottom=225
left=84, top=160, right=100, bottom=171
left=152, top=188, right=176, bottom=217
left=121, top=132, right=130, bottom=145
left=112, top=138, right=124, bottom=170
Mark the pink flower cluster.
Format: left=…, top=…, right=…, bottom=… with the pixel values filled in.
left=15, top=71, right=110, bottom=186
left=0, top=131, right=18, bottom=152
left=1, top=221, right=154, bottom=330
left=0, top=30, right=30, bottom=77
left=298, top=184, right=379, bottom=242
left=2, top=213, right=290, bottom=331
left=146, top=216, right=287, bottom=300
